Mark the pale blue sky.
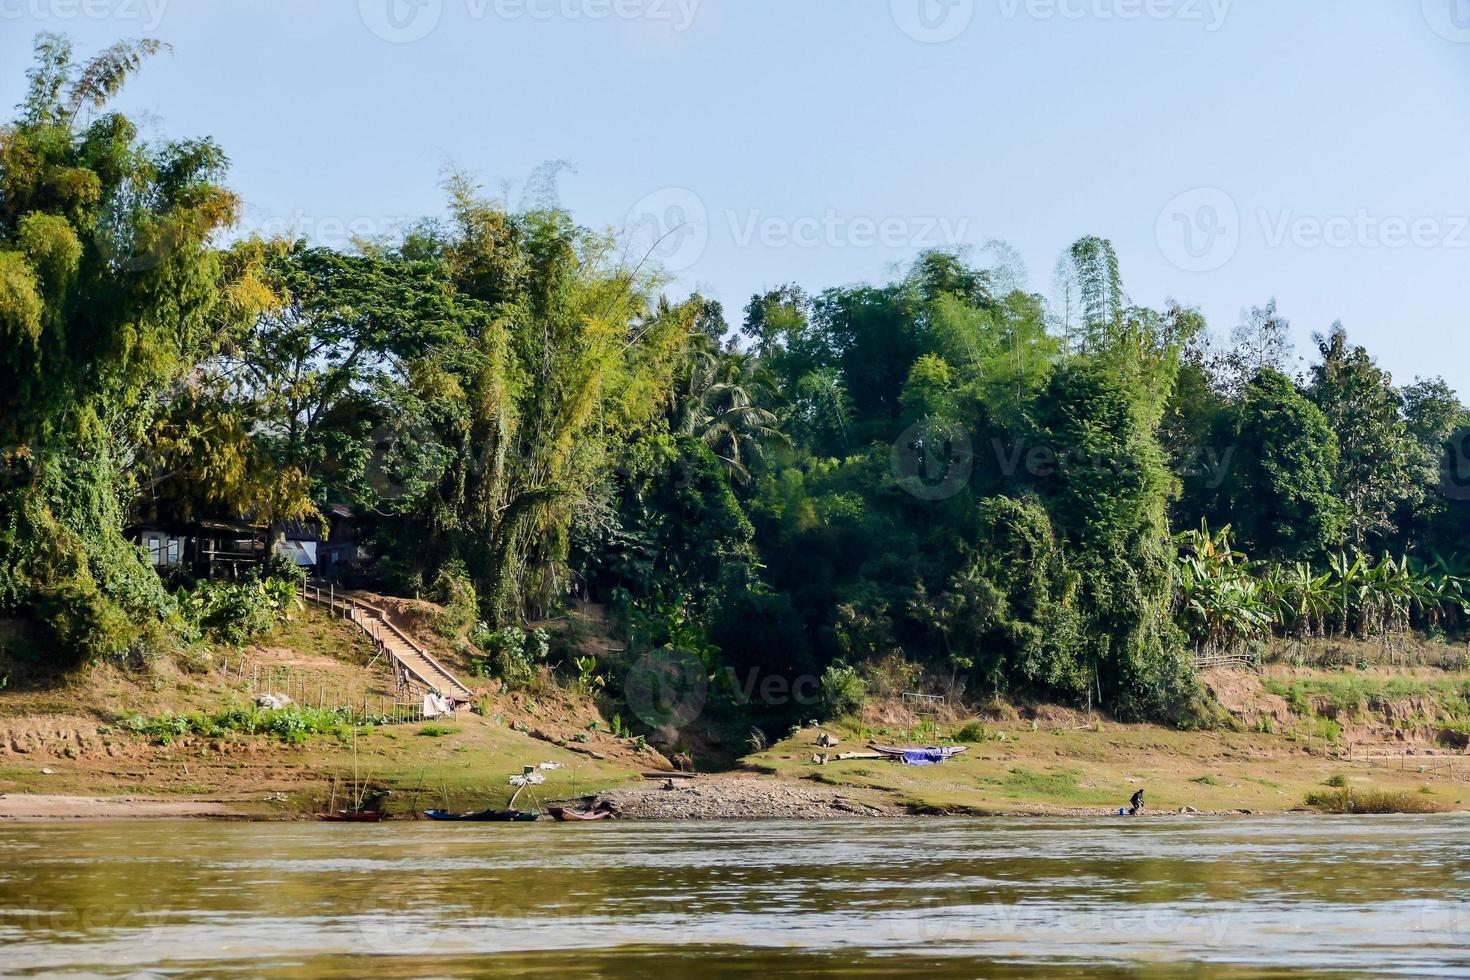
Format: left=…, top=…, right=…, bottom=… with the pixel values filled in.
left=5, top=1, right=1470, bottom=393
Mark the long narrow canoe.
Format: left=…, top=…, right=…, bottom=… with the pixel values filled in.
left=867, top=744, right=969, bottom=766
left=547, top=806, right=613, bottom=822
left=424, top=809, right=541, bottom=822
left=318, top=810, right=384, bottom=823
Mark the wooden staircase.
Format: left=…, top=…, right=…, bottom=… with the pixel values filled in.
left=303, top=581, right=475, bottom=705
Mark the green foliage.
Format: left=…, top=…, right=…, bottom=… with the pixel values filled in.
left=0, top=35, right=266, bottom=662
left=1304, top=787, right=1439, bottom=814
left=469, top=623, right=549, bottom=687
left=1309, top=325, right=1416, bottom=552
left=4, top=38, right=1469, bottom=737
left=819, top=663, right=868, bottom=719
left=1221, top=369, right=1343, bottom=560
left=432, top=561, right=479, bottom=638
left=179, top=572, right=300, bottom=647
left=123, top=702, right=357, bottom=746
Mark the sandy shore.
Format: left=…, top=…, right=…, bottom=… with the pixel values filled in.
left=0, top=794, right=236, bottom=821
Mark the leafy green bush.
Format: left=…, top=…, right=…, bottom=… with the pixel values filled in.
left=122, top=702, right=356, bottom=746
left=179, top=572, right=301, bottom=647
left=433, top=561, right=479, bottom=638
left=469, top=623, right=549, bottom=687
left=820, top=663, right=867, bottom=719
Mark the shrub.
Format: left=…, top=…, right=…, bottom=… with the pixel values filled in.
left=122, top=702, right=355, bottom=746
left=1303, top=787, right=1440, bottom=814
left=953, top=721, right=989, bottom=743
left=470, top=623, right=549, bottom=687
left=433, top=561, right=478, bottom=638
left=820, top=663, right=867, bottom=719
left=1323, top=773, right=1349, bottom=788
left=179, top=571, right=300, bottom=647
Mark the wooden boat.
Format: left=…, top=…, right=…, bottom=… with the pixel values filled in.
left=423, top=809, right=541, bottom=822
left=547, top=806, right=613, bottom=822
left=867, top=743, right=968, bottom=765
left=318, top=809, right=383, bottom=823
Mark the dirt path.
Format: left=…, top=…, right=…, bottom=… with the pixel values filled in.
left=0, top=794, right=236, bottom=820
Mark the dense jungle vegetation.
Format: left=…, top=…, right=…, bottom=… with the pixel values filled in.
left=4, top=36, right=1470, bottom=727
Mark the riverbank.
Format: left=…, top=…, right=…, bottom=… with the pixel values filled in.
left=3, top=608, right=1468, bottom=821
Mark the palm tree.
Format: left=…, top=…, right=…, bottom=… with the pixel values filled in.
left=677, top=346, right=787, bottom=485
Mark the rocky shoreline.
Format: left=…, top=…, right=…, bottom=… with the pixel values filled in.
left=588, top=775, right=907, bottom=820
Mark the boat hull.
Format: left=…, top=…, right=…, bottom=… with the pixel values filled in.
left=547, top=807, right=613, bottom=822
left=318, top=811, right=383, bottom=822
left=423, top=809, right=541, bottom=822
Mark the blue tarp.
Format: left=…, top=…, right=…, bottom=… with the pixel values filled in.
left=900, top=747, right=962, bottom=766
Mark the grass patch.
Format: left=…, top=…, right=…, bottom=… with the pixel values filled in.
left=1264, top=675, right=1470, bottom=724
left=416, top=724, right=461, bottom=738
left=1191, top=774, right=1221, bottom=786
left=980, top=766, right=1112, bottom=804
left=1303, top=787, right=1441, bottom=814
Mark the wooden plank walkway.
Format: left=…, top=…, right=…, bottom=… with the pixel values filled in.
left=302, top=581, right=475, bottom=705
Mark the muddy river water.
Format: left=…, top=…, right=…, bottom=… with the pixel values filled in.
left=0, top=815, right=1466, bottom=977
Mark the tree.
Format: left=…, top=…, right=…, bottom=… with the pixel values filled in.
left=0, top=35, right=266, bottom=659
left=384, top=178, right=693, bottom=622
left=1059, top=236, right=1124, bottom=350
left=1399, top=377, right=1469, bottom=555
left=1026, top=360, right=1193, bottom=719
left=1226, top=298, right=1294, bottom=389
left=211, top=242, right=467, bottom=513
left=1220, top=369, right=1342, bottom=560
left=679, top=350, right=786, bottom=486
left=1308, top=324, right=1413, bottom=551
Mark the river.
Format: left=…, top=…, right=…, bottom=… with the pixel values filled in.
left=0, top=815, right=1466, bottom=977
